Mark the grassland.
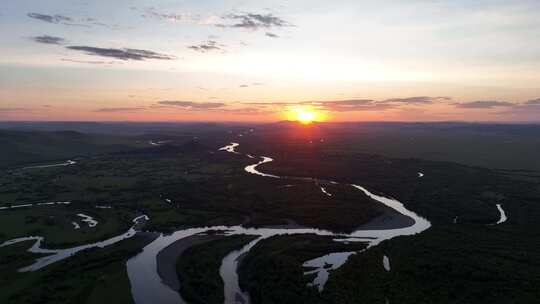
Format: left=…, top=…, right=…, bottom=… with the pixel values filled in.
left=0, top=129, right=149, bottom=169
left=0, top=123, right=539, bottom=303
left=233, top=126, right=540, bottom=303
left=0, top=234, right=156, bottom=304
left=0, top=205, right=133, bottom=247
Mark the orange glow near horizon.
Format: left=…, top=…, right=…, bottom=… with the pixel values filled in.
left=286, top=106, right=327, bottom=124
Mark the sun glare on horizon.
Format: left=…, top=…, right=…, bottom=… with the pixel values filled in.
left=285, top=106, right=326, bottom=124
left=297, top=110, right=315, bottom=124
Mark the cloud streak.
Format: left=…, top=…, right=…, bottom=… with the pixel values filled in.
left=158, top=101, right=226, bottom=109
left=455, top=100, right=515, bottom=108
left=66, top=46, right=175, bottom=61
left=219, top=13, right=290, bottom=30
left=94, top=107, right=146, bottom=113
left=0, top=107, right=29, bottom=113
left=143, top=8, right=196, bottom=23
left=31, top=35, right=67, bottom=45
left=60, top=58, right=121, bottom=65
left=495, top=98, right=540, bottom=117
left=525, top=98, right=540, bottom=105
left=310, top=99, right=395, bottom=112
left=187, top=40, right=224, bottom=53
left=218, top=107, right=276, bottom=115
left=27, top=12, right=120, bottom=29
left=242, top=96, right=457, bottom=113
left=383, top=96, right=451, bottom=104
left=28, top=13, right=72, bottom=24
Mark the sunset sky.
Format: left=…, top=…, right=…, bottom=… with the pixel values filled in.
left=1, top=0, right=540, bottom=122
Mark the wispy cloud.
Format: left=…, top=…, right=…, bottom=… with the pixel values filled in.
left=60, top=58, right=122, bottom=65
left=142, top=7, right=197, bottom=22
left=495, top=98, right=540, bottom=116
left=245, top=99, right=394, bottom=112
left=455, top=100, right=515, bottom=108
left=244, top=97, right=449, bottom=112
left=187, top=40, right=224, bottom=53
left=218, top=13, right=291, bottom=30
left=383, top=96, right=451, bottom=104
left=31, top=35, right=67, bottom=45
left=239, top=82, right=264, bottom=88
left=94, top=107, right=146, bottom=113
left=28, top=12, right=122, bottom=29
left=265, top=32, right=279, bottom=38
left=0, top=107, right=29, bottom=113
left=320, top=100, right=393, bottom=112
left=525, top=98, right=540, bottom=105
left=95, top=103, right=274, bottom=116
left=66, top=46, right=175, bottom=61
left=27, top=13, right=72, bottom=24
left=157, top=101, right=226, bottom=109
left=303, top=99, right=398, bottom=112
left=219, top=107, right=276, bottom=115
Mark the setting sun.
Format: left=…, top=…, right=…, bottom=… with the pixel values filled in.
left=285, top=106, right=326, bottom=124
left=297, top=110, right=315, bottom=124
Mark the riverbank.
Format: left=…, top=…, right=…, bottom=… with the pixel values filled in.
left=157, top=233, right=226, bottom=291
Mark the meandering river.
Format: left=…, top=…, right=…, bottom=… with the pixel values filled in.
left=493, top=204, right=508, bottom=225
left=126, top=142, right=431, bottom=304
left=0, top=141, right=432, bottom=304
left=0, top=215, right=149, bottom=272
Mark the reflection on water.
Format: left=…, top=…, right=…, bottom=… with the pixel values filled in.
left=0, top=215, right=149, bottom=272
left=244, top=157, right=280, bottom=178
left=320, top=186, right=332, bottom=197
left=125, top=143, right=432, bottom=303
left=383, top=255, right=391, bottom=272
left=2, top=141, right=433, bottom=304
left=0, top=201, right=71, bottom=211
left=494, top=204, right=508, bottom=225
left=23, top=160, right=76, bottom=169
left=301, top=184, right=431, bottom=291
left=304, top=251, right=357, bottom=292
left=77, top=213, right=98, bottom=227
left=127, top=227, right=216, bottom=304
left=219, top=143, right=240, bottom=154
left=220, top=237, right=263, bottom=304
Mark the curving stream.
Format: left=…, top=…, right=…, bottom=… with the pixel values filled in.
left=493, top=204, right=508, bottom=225
left=77, top=213, right=99, bottom=227
left=125, top=142, right=431, bottom=304
left=0, top=201, right=71, bottom=211
left=219, top=142, right=241, bottom=154
left=0, top=141, right=432, bottom=304
left=23, top=160, right=77, bottom=169
left=0, top=215, right=149, bottom=272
